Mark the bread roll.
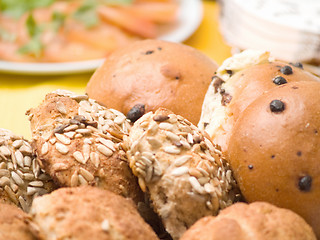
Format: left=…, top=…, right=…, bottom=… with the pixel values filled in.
left=180, top=202, right=316, bottom=240
left=26, top=90, right=143, bottom=204
left=227, top=81, right=320, bottom=238
left=0, top=128, right=55, bottom=212
left=199, top=50, right=319, bottom=151
left=30, top=186, right=159, bottom=240
left=125, top=108, right=239, bottom=240
left=86, top=39, right=218, bottom=125
left=0, top=203, right=38, bottom=240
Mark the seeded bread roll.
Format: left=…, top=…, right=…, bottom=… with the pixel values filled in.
left=124, top=108, right=239, bottom=240
left=30, top=186, right=159, bottom=240
left=180, top=202, right=317, bottom=240
left=0, top=128, right=55, bottom=212
left=86, top=39, right=218, bottom=125
left=0, top=203, right=38, bottom=240
left=26, top=90, right=143, bottom=204
left=227, top=81, right=320, bottom=238
left=198, top=50, right=320, bottom=151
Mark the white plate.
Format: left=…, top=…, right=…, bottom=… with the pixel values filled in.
left=0, top=0, right=203, bottom=75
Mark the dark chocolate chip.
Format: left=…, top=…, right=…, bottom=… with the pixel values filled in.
left=226, top=69, right=233, bottom=76
left=298, top=175, right=312, bottom=192
left=157, top=47, right=162, bottom=51
left=271, top=155, right=275, bottom=159
left=221, top=92, right=232, bottom=106
left=248, top=165, right=253, bottom=170
left=290, top=62, right=303, bottom=69
left=280, top=65, right=293, bottom=75
left=273, top=76, right=287, bottom=85
left=145, top=50, right=154, bottom=55
left=212, top=76, right=224, bottom=93
left=153, top=115, right=170, bottom=122
left=297, top=151, right=302, bottom=156
left=270, top=100, right=285, bottom=112
left=126, top=104, right=145, bottom=123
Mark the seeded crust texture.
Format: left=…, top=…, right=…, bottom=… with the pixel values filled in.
left=180, top=202, right=317, bottom=240
left=26, top=90, right=143, bottom=204
left=30, top=186, right=159, bottom=240
left=125, top=108, right=239, bottom=240
left=86, top=39, right=218, bottom=125
left=198, top=50, right=320, bottom=152
left=228, top=81, right=320, bottom=238
left=0, top=203, right=38, bottom=240
left=0, top=128, right=55, bottom=212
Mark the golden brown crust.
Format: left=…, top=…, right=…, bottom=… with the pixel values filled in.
left=227, top=81, right=320, bottom=238
left=86, top=39, right=218, bottom=125
left=180, top=202, right=317, bottom=240
left=199, top=61, right=320, bottom=152
left=0, top=203, right=37, bottom=240
left=27, top=90, right=143, bottom=204
left=30, top=186, right=159, bottom=240
left=227, top=61, right=319, bottom=120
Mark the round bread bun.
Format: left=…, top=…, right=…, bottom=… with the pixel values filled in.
left=26, top=90, right=143, bottom=204
left=227, top=81, right=320, bottom=238
left=0, top=128, right=55, bottom=212
left=30, top=186, right=159, bottom=240
left=0, top=203, right=37, bottom=240
left=86, top=39, right=218, bottom=125
left=199, top=50, right=320, bottom=152
left=180, top=202, right=316, bottom=240
left=125, top=108, right=239, bottom=240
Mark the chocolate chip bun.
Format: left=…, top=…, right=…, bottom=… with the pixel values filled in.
left=180, top=202, right=317, bottom=240
left=26, top=90, right=143, bottom=204
left=30, top=186, right=159, bottom=240
left=86, top=39, right=218, bottom=125
left=125, top=108, right=239, bottom=240
left=198, top=50, right=320, bottom=151
left=227, top=81, right=320, bottom=238
left=0, top=203, right=38, bottom=240
left=0, top=128, right=54, bottom=212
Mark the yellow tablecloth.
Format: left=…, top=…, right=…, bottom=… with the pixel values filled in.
left=0, top=1, right=232, bottom=139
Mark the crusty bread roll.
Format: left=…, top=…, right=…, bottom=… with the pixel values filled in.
left=30, top=186, right=159, bottom=240
left=0, top=203, right=38, bottom=240
left=86, top=39, right=218, bottom=125
left=227, top=81, right=320, bottom=238
left=0, top=128, right=55, bottom=212
left=180, top=202, right=317, bottom=240
left=124, top=108, right=239, bottom=240
left=198, top=50, right=320, bottom=152
left=26, top=90, right=143, bottom=204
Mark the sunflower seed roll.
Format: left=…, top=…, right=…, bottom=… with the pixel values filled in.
left=26, top=90, right=143, bottom=204
left=0, top=128, right=55, bottom=212
left=124, top=108, right=239, bottom=240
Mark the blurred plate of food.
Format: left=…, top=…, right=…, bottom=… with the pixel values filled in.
left=0, top=0, right=202, bottom=75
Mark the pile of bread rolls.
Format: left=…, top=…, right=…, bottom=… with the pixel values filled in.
left=1, top=39, right=319, bottom=240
